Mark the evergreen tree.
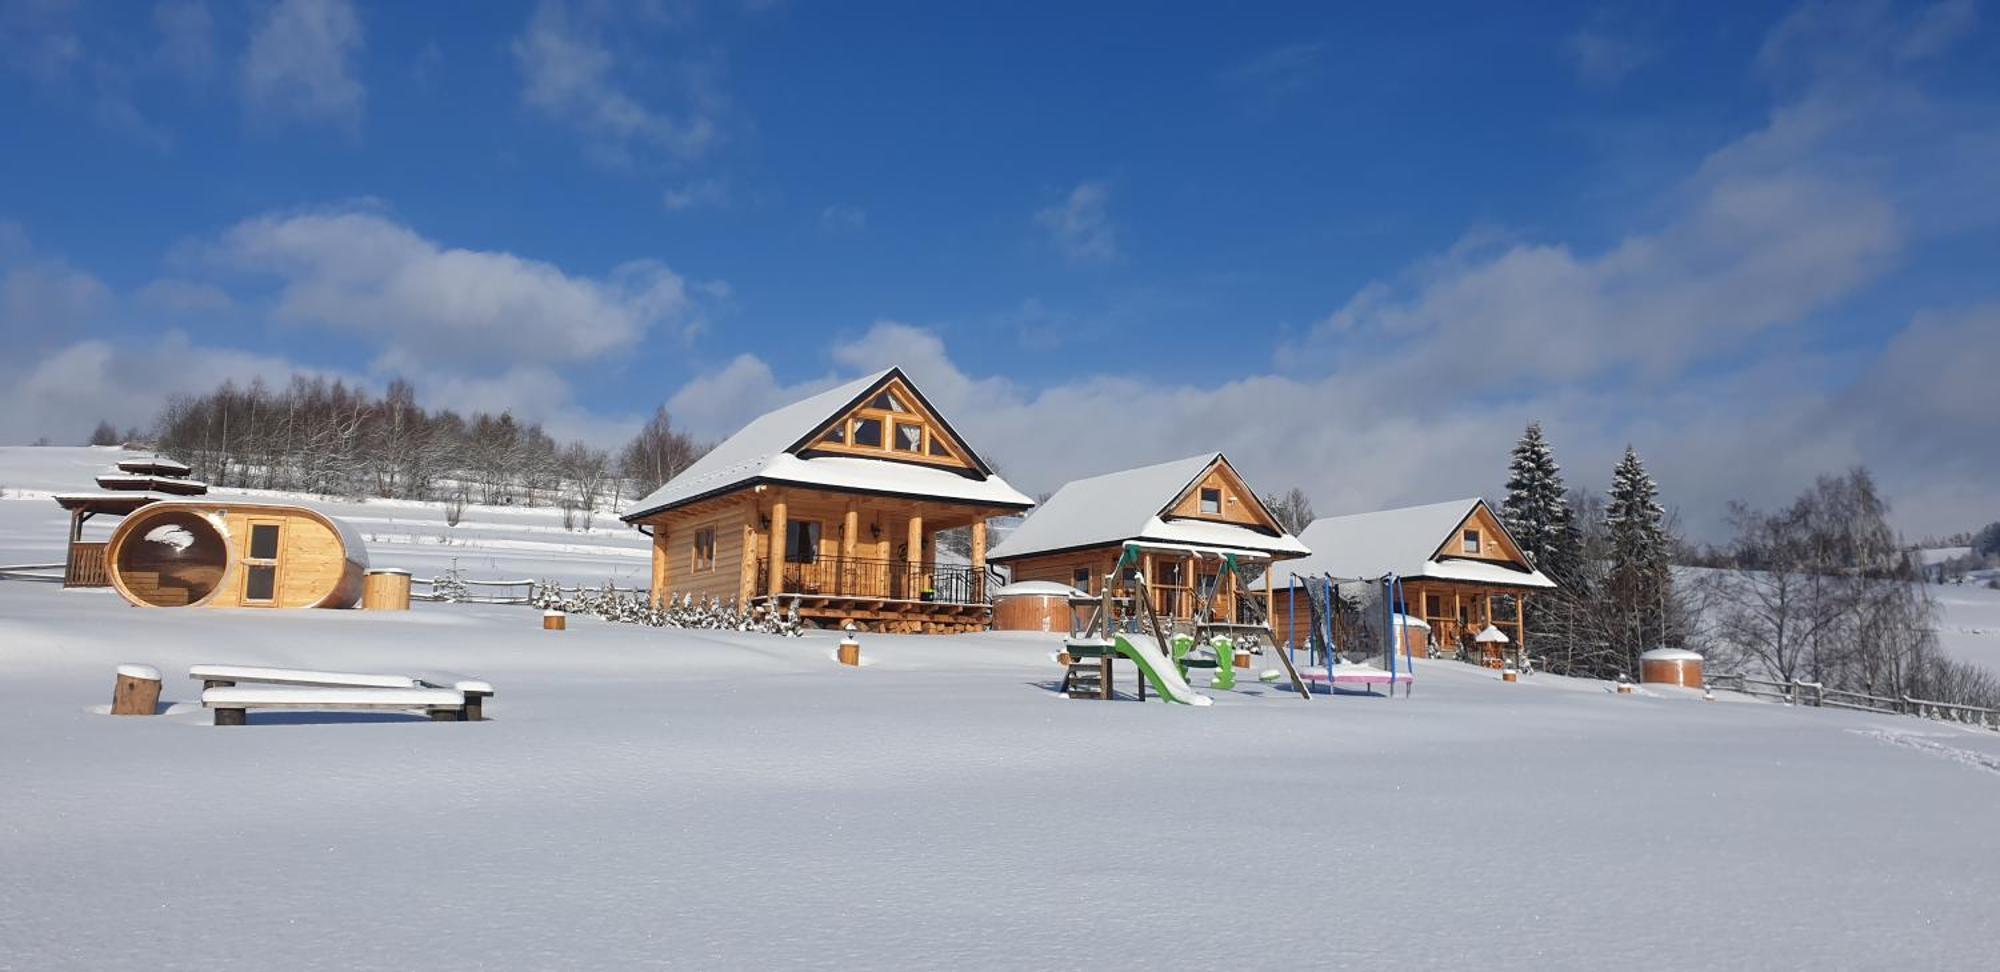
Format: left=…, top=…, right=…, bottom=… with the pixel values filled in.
left=1500, top=422, right=1583, bottom=663
left=1604, top=446, right=1670, bottom=671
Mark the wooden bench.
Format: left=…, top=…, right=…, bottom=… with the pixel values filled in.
left=188, top=665, right=495, bottom=724
left=201, top=685, right=466, bottom=726
left=409, top=672, right=495, bottom=721
left=189, top=665, right=418, bottom=691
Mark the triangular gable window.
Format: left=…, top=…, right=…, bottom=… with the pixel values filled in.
left=803, top=378, right=972, bottom=470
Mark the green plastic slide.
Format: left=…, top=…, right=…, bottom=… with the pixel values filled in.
left=1114, top=633, right=1213, bottom=706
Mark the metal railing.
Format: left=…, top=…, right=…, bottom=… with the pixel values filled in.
left=756, top=556, right=987, bottom=605
left=1707, top=672, right=2000, bottom=731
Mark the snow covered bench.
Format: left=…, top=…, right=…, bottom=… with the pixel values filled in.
left=188, top=665, right=418, bottom=691
left=201, top=685, right=467, bottom=726
left=188, top=665, right=496, bottom=724
left=408, top=672, right=495, bottom=721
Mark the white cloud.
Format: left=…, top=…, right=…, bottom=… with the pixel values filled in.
left=1035, top=181, right=1119, bottom=266
left=0, top=332, right=322, bottom=445
left=241, top=0, right=365, bottom=133
left=662, top=177, right=729, bottom=211
left=511, top=0, right=719, bottom=163
left=208, top=207, right=706, bottom=371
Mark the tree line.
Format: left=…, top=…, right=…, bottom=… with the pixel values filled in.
left=148, top=375, right=708, bottom=526
left=1494, top=424, right=1995, bottom=707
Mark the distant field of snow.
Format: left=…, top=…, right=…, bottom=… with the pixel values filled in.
left=0, top=446, right=649, bottom=587
left=1932, top=582, right=2000, bottom=673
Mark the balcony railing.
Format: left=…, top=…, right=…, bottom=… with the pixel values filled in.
left=757, top=556, right=988, bottom=606
left=64, top=541, right=109, bottom=588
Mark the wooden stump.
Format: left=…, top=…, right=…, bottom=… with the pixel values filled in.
left=837, top=638, right=861, bottom=667
left=111, top=664, right=162, bottom=716
left=1233, top=651, right=1251, bottom=670
left=543, top=611, right=566, bottom=631
left=1502, top=670, right=1519, bottom=683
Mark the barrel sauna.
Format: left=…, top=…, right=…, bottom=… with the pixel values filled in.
left=105, top=501, right=368, bottom=609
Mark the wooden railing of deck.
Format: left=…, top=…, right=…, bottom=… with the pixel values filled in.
left=64, top=542, right=109, bottom=588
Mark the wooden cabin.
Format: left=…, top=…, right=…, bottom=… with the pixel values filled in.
left=54, top=456, right=210, bottom=588
left=986, top=453, right=1309, bottom=630
left=105, top=500, right=368, bottom=609
left=1275, top=498, right=1557, bottom=665
left=620, top=368, right=1034, bottom=634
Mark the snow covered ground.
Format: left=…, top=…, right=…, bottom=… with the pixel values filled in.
left=1931, top=581, right=2000, bottom=674
left=4, top=580, right=2000, bottom=968
left=5, top=446, right=2000, bottom=968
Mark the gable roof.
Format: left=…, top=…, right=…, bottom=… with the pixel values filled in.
left=621, top=368, right=1032, bottom=521
left=986, top=453, right=1308, bottom=562
left=1279, top=498, right=1557, bottom=589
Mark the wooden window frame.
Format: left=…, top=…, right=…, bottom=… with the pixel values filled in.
left=1071, top=566, right=1092, bottom=593
left=785, top=520, right=822, bottom=565
left=892, top=421, right=924, bottom=453
left=1199, top=487, right=1222, bottom=515
left=241, top=519, right=282, bottom=606
left=692, top=526, right=717, bottom=574
left=1463, top=529, right=1481, bottom=554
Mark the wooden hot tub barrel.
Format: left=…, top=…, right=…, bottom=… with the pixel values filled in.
left=1639, top=647, right=1704, bottom=688
left=364, top=568, right=412, bottom=611
left=990, top=581, right=1087, bottom=633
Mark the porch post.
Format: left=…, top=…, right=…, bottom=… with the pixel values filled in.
left=767, top=495, right=788, bottom=598
left=969, top=519, right=987, bottom=600
left=841, top=502, right=858, bottom=596
left=650, top=524, right=670, bottom=607
left=907, top=511, right=923, bottom=597
left=1141, top=552, right=1156, bottom=615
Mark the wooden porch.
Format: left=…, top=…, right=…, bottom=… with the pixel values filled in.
left=1409, top=581, right=1528, bottom=667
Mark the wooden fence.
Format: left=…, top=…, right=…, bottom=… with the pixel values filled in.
left=1707, top=672, right=2000, bottom=731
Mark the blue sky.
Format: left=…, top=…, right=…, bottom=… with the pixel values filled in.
left=2, top=0, right=1996, bottom=537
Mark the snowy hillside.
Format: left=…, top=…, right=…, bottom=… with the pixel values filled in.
left=0, top=446, right=650, bottom=587
left=4, top=446, right=2000, bottom=968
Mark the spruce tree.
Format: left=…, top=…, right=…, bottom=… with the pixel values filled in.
left=1500, top=422, right=1583, bottom=663
left=1604, top=446, right=1669, bottom=672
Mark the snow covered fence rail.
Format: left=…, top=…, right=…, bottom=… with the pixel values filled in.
left=1708, top=672, right=2000, bottom=731
left=0, top=563, right=66, bottom=583
left=408, top=576, right=537, bottom=605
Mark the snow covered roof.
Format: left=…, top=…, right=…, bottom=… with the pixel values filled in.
left=986, top=453, right=1308, bottom=562
left=621, top=368, right=1033, bottom=521
left=1280, top=498, right=1557, bottom=589
left=116, top=457, right=191, bottom=476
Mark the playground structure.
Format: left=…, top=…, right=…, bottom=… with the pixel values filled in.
left=1056, top=541, right=1311, bottom=704
left=1289, top=572, right=1416, bottom=697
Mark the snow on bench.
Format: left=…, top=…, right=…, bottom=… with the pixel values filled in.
left=201, top=685, right=466, bottom=726
left=408, top=672, right=495, bottom=720
left=188, top=665, right=418, bottom=690
left=188, top=665, right=497, bottom=720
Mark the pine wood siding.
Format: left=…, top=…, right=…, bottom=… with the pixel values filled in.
left=107, top=503, right=364, bottom=609
left=1006, top=547, right=1120, bottom=595
left=1436, top=504, right=1527, bottom=566
left=647, top=503, right=750, bottom=602
left=1165, top=463, right=1277, bottom=530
